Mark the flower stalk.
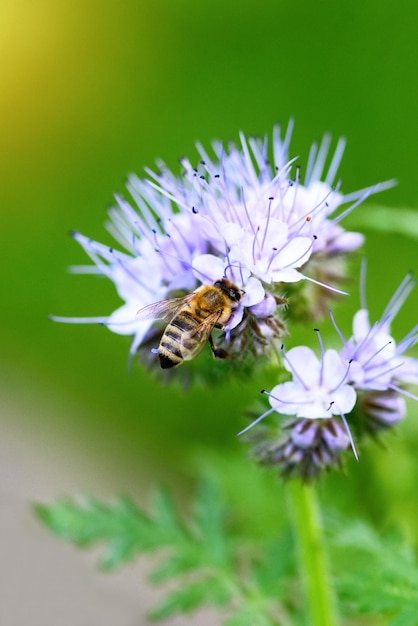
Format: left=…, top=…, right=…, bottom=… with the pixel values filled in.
left=287, top=480, right=338, bottom=626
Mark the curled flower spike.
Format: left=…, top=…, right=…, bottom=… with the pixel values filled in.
left=243, top=330, right=359, bottom=478
left=358, top=390, right=406, bottom=434
left=254, top=418, right=351, bottom=480
left=51, top=122, right=393, bottom=380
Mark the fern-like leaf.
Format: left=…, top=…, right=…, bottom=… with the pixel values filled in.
left=34, top=477, right=294, bottom=624
left=329, top=517, right=418, bottom=625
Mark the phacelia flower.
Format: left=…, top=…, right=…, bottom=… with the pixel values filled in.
left=148, top=122, right=392, bottom=322
left=53, top=201, right=208, bottom=362
left=248, top=273, right=418, bottom=480
left=255, top=418, right=351, bottom=480
left=358, top=390, right=406, bottom=434
left=266, top=344, right=356, bottom=420
left=242, top=333, right=358, bottom=479
left=336, top=271, right=418, bottom=432
left=52, top=122, right=392, bottom=375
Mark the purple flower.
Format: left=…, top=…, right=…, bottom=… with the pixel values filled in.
left=335, top=272, right=418, bottom=432
left=268, top=345, right=356, bottom=419
left=148, top=122, right=391, bottom=297
left=52, top=122, right=393, bottom=370
left=52, top=192, right=208, bottom=359
left=240, top=332, right=359, bottom=478
left=255, top=418, right=351, bottom=480
left=337, top=273, right=418, bottom=391
left=359, top=390, right=406, bottom=432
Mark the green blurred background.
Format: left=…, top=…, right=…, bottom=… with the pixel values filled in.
left=2, top=0, right=418, bottom=620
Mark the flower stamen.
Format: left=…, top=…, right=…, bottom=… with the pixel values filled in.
left=260, top=197, right=274, bottom=251
left=280, top=345, right=310, bottom=390
left=236, top=406, right=276, bottom=436
left=329, top=309, right=347, bottom=344
left=314, top=328, right=325, bottom=385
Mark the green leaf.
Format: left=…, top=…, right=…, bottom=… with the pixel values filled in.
left=190, top=475, right=230, bottom=567
left=253, top=533, right=296, bottom=596
left=224, top=606, right=276, bottom=626
left=148, top=549, right=207, bottom=583
left=389, top=606, right=418, bottom=626
left=328, top=516, right=418, bottom=622
left=34, top=491, right=183, bottom=570
left=35, top=475, right=293, bottom=624
left=148, top=488, right=187, bottom=541
left=349, top=205, right=418, bottom=239
left=148, top=577, right=230, bottom=621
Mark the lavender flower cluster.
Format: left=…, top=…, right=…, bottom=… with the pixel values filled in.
left=248, top=273, right=418, bottom=478
left=54, top=121, right=418, bottom=479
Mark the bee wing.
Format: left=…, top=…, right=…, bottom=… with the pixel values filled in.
left=136, top=294, right=195, bottom=322
left=180, top=310, right=223, bottom=361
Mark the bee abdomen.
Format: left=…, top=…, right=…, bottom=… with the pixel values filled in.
left=158, top=350, right=181, bottom=369
left=158, top=334, right=183, bottom=368
left=158, top=312, right=199, bottom=369
left=172, top=311, right=200, bottom=331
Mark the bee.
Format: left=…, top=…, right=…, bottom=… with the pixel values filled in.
left=136, top=279, right=243, bottom=369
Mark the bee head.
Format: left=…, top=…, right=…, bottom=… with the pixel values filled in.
left=214, top=278, right=242, bottom=302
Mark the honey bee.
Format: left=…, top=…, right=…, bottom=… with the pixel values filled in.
left=136, top=279, right=243, bottom=368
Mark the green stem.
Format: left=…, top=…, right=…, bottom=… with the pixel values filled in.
left=287, top=480, right=338, bottom=626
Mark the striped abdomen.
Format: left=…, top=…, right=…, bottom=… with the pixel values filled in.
left=158, top=310, right=206, bottom=369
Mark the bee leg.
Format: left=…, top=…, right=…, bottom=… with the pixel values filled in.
left=209, top=334, right=228, bottom=359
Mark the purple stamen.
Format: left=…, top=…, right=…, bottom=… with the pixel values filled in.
left=324, top=137, right=346, bottom=187
left=280, top=345, right=309, bottom=390
left=329, top=309, right=347, bottom=344
left=236, top=407, right=276, bottom=436
left=362, top=341, right=393, bottom=369
left=330, top=360, right=353, bottom=393
left=397, top=326, right=418, bottom=353
left=239, top=131, right=259, bottom=189
left=260, top=197, right=274, bottom=251
left=339, top=412, right=359, bottom=461
left=252, top=226, right=261, bottom=264
left=314, top=328, right=325, bottom=385
left=365, top=360, right=405, bottom=384
left=302, top=274, right=349, bottom=296
left=273, top=119, right=294, bottom=171
left=388, top=384, right=418, bottom=402
left=333, top=185, right=378, bottom=226
left=68, top=265, right=103, bottom=274
left=282, top=235, right=317, bottom=270
left=347, top=321, right=381, bottom=361
left=167, top=218, right=194, bottom=253
left=287, top=185, right=338, bottom=233
left=327, top=402, right=358, bottom=460
left=381, top=273, right=415, bottom=325
left=241, top=187, right=256, bottom=235
left=310, top=133, right=331, bottom=183
left=262, top=388, right=312, bottom=406
left=266, top=225, right=316, bottom=273
left=49, top=315, right=110, bottom=324
left=305, top=140, right=317, bottom=186
left=288, top=165, right=300, bottom=218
